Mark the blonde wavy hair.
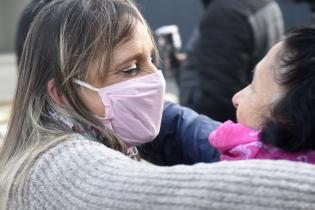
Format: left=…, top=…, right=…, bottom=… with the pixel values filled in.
left=0, top=0, right=157, bottom=208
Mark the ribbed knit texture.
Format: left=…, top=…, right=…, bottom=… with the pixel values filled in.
left=9, top=134, right=315, bottom=209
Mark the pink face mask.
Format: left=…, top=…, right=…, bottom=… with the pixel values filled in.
left=74, top=71, right=166, bottom=146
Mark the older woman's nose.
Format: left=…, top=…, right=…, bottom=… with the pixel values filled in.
left=232, top=91, right=241, bottom=108
left=232, top=85, right=249, bottom=108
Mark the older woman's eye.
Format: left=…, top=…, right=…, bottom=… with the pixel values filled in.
left=249, top=83, right=255, bottom=92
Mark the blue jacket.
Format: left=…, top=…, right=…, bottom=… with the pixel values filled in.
left=139, top=101, right=220, bottom=165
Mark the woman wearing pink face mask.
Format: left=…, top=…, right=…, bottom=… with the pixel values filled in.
left=14, top=0, right=221, bottom=165
left=2, top=0, right=315, bottom=209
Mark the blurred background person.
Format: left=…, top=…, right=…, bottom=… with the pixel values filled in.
left=179, top=0, right=284, bottom=122
left=15, top=0, right=53, bottom=65
left=289, top=0, right=315, bottom=19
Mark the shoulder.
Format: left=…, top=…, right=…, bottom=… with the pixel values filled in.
left=23, top=134, right=132, bottom=209
left=26, top=134, right=131, bottom=187
left=28, top=134, right=130, bottom=173
left=209, top=0, right=276, bottom=14
left=203, top=0, right=279, bottom=24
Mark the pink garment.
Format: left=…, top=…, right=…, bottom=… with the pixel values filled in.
left=209, top=120, right=315, bottom=164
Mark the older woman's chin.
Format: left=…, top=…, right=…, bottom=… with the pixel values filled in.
left=235, top=115, right=264, bottom=131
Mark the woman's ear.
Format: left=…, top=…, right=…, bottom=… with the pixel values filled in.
left=47, top=79, right=66, bottom=108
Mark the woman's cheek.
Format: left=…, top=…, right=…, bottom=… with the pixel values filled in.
left=235, top=106, right=246, bottom=125
left=235, top=101, right=259, bottom=129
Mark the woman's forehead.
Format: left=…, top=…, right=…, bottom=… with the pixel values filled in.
left=255, top=42, right=284, bottom=77
left=112, top=23, right=153, bottom=63
left=253, top=42, right=284, bottom=100
left=120, top=24, right=152, bottom=51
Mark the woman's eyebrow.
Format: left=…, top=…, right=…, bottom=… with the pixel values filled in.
left=113, top=53, right=141, bottom=70
left=115, top=46, right=155, bottom=69
left=119, top=53, right=139, bottom=66
left=250, top=67, right=257, bottom=89
left=252, top=67, right=257, bottom=79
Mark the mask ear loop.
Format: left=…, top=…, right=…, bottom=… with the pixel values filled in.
left=73, top=79, right=113, bottom=120
left=73, top=79, right=100, bottom=92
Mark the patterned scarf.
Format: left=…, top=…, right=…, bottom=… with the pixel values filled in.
left=49, top=110, right=139, bottom=159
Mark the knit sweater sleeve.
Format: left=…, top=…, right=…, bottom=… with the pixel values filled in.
left=24, top=134, right=315, bottom=210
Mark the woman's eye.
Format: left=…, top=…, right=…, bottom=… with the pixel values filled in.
left=122, top=66, right=139, bottom=76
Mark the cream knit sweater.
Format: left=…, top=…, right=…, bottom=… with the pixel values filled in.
left=9, top=134, right=315, bottom=209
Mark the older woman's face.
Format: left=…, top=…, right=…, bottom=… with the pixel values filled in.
left=78, top=22, right=157, bottom=117
left=232, top=42, right=284, bottom=130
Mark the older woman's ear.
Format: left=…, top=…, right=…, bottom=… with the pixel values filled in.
left=47, top=79, right=67, bottom=108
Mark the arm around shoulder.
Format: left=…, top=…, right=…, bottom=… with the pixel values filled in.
left=25, top=135, right=315, bottom=210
